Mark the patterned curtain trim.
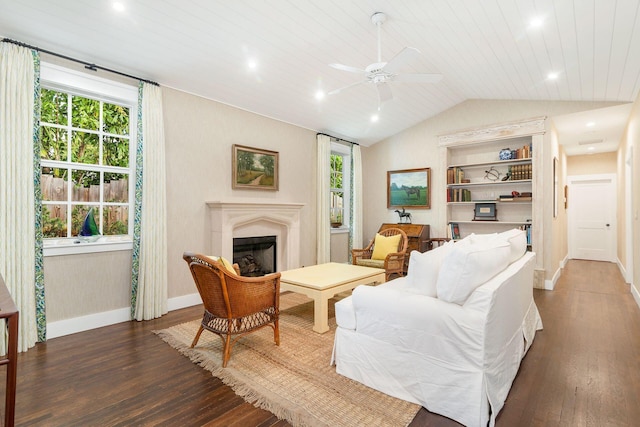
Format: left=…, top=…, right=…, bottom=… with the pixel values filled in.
left=349, top=144, right=354, bottom=263
left=32, top=50, right=46, bottom=342
left=130, top=82, right=144, bottom=319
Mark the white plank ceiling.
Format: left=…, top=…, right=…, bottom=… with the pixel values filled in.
left=1, top=0, right=639, bottom=149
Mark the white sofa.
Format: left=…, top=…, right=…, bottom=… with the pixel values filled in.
left=331, top=230, right=542, bottom=427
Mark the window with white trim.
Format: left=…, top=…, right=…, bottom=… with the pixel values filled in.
left=330, top=143, right=351, bottom=229
left=40, top=63, right=137, bottom=253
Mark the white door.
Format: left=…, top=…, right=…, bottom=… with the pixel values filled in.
left=568, top=174, right=616, bottom=262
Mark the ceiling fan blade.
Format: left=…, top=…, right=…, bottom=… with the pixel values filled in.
left=376, top=82, right=393, bottom=104
left=382, top=47, right=421, bottom=74
left=329, top=63, right=366, bottom=74
left=328, top=80, right=367, bottom=96
left=394, top=73, right=443, bottom=83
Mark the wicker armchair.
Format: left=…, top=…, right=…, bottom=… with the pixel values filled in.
left=351, top=228, right=408, bottom=281
left=183, top=252, right=281, bottom=367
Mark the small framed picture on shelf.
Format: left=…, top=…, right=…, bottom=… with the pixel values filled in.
left=473, top=202, right=497, bottom=221
left=449, top=222, right=461, bottom=240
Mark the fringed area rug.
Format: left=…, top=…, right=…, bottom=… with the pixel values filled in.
left=155, top=293, right=420, bottom=427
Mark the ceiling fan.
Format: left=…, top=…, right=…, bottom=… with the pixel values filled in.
left=328, top=12, right=443, bottom=109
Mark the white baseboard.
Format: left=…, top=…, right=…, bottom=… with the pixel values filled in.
left=631, top=283, right=640, bottom=310
left=47, top=307, right=131, bottom=339
left=47, top=292, right=203, bottom=339
left=617, top=257, right=630, bottom=284
left=167, top=292, right=202, bottom=311
left=544, top=265, right=562, bottom=290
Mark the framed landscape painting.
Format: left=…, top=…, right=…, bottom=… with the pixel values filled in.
left=232, top=144, right=279, bottom=191
left=387, top=168, right=431, bottom=209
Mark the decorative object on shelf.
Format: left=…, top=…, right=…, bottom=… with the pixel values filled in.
left=484, top=167, right=501, bottom=181
left=473, top=203, right=497, bottom=221
left=394, top=208, right=412, bottom=224
left=387, top=168, right=431, bottom=209
left=449, top=222, right=461, bottom=239
left=501, top=172, right=511, bottom=181
left=232, top=144, right=279, bottom=191
left=78, top=208, right=101, bottom=242
left=499, top=148, right=512, bottom=160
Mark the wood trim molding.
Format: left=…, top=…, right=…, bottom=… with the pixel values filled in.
left=438, top=116, right=546, bottom=147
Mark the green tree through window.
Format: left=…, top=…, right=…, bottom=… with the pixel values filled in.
left=40, top=88, right=133, bottom=238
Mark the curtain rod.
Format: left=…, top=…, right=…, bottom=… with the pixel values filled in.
left=316, top=132, right=359, bottom=146
left=2, top=38, right=159, bottom=86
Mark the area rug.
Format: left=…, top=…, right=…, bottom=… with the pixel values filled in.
left=155, top=293, right=420, bottom=427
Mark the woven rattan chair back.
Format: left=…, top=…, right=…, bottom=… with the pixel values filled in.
left=351, top=227, right=408, bottom=281
left=183, top=252, right=281, bottom=367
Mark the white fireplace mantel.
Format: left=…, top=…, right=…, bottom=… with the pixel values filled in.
left=206, top=201, right=305, bottom=271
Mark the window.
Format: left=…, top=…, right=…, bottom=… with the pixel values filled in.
left=40, top=63, right=137, bottom=254
left=330, top=143, right=351, bottom=229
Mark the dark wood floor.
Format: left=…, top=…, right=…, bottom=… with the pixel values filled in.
left=1, top=259, right=639, bottom=426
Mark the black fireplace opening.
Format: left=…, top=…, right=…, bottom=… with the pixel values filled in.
left=233, top=235, right=277, bottom=277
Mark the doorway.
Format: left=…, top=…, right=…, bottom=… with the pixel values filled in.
left=567, top=174, right=616, bottom=262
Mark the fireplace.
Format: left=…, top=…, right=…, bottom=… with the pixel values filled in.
left=207, top=201, right=305, bottom=272
left=233, top=235, right=277, bottom=276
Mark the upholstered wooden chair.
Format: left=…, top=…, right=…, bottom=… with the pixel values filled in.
left=351, top=228, right=408, bottom=281
left=183, top=252, right=281, bottom=367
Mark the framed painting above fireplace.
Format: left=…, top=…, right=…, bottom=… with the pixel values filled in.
left=232, top=144, right=279, bottom=190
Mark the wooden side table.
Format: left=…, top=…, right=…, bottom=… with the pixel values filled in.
left=0, top=275, right=18, bottom=427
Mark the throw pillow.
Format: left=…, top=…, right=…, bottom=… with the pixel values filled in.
left=436, top=238, right=511, bottom=305
left=371, top=233, right=402, bottom=260
left=209, top=255, right=237, bottom=275
left=496, top=228, right=527, bottom=263
left=405, top=240, right=456, bottom=297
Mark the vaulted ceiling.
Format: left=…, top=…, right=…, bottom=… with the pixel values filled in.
left=1, top=0, right=639, bottom=150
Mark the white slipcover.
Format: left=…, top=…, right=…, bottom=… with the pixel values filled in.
left=332, top=251, right=542, bottom=427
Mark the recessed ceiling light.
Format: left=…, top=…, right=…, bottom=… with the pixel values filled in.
left=547, top=72, right=559, bottom=80
left=370, top=114, right=379, bottom=123
left=586, top=121, right=595, bottom=127
left=315, top=90, right=325, bottom=101
left=247, top=59, right=257, bottom=70
left=587, top=146, right=595, bottom=151
left=112, top=2, right=125, bottom=12
left=529, top=16, right=544, bottom=29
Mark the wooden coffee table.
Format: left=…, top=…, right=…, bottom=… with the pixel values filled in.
left=280, top=262, right=385, bottom=333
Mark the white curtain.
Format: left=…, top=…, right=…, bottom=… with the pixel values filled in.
left=350, top=144, right=363, bottom=256
left=0, top=42, right=39, bottom=352
left=316, top=134, right=331, bottom=264
left=132, top=83, right=168, bottom=321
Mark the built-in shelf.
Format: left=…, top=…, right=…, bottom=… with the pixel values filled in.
left=448, top=158, right=532, bottom=169
left=448, top=179, right=531, bottom=187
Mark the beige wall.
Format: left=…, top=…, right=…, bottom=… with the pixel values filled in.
left=330, top=231, right=350, bottom=263
left=618, top=90, right=640, bottom=302
left=43, top=85, right=318, bottom=324
left=361, top=99, right=622, bottom=283
left=162, top=87, right=317, bottom=298
left=567, top=152, right=618, bottom=175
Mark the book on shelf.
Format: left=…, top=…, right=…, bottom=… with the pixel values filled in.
left=447, top=188, right=472, bottom=202
left=449, top=222, right=461, bottom=240
left=447, top=167, right=465, bottom=184
left=508, top=163, right=532, bottom=180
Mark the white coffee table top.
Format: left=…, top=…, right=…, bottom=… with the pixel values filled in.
left=280, top=262, right=385, bottom=290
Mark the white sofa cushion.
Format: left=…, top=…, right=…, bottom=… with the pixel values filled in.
left=405, top=241, right=456, bottom=297
left=436, top=239, right=511, bottom=305
left=496, top=228, right=527, bottom=263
